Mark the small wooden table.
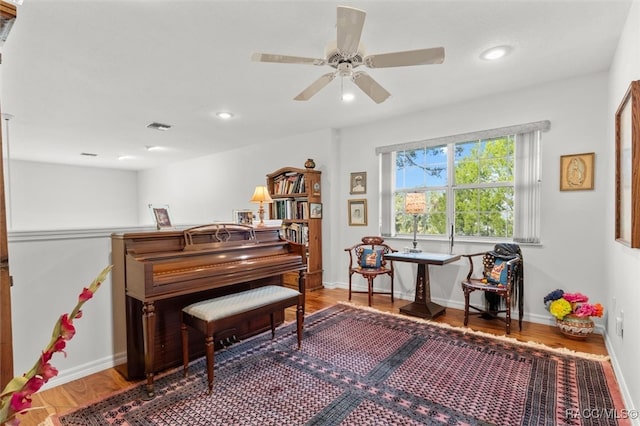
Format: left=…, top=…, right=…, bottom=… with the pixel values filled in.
left=384, top=252, right=461, bottom=319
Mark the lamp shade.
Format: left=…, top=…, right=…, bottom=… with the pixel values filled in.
left=250, top=186, right=273, bottom=203
left=405, top=192, right=426, bottom=214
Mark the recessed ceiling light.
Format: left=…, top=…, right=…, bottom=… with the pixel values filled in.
left=216, top=112, right=234, bottom=120
left=341, top=93, right=355, bottom=102
left=146, top=145, right=165, bottom=152
left=480, top=45, right=512, bottom=61
left=118, top=155, right=134, bottom=161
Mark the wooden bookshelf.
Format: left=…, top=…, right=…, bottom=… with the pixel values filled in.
left=267, top=166, right=323, bottom=291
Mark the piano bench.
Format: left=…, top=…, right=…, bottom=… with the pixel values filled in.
left=180, top=285, right=304, bottom=394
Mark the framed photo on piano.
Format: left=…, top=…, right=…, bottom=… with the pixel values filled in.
left=234, top=209, right=254, bottom=225
left=149, top=204, right=173, bottom=230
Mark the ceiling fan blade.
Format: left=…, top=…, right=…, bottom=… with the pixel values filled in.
left=336, top=6, right=366, bottom=57
left=294, top=72, right=337, bottom=101
left=352, top=71, right=391, bottom=104
left=251, top=52, right=326, bottom=66
left=364, top=47, right=445, bottom=68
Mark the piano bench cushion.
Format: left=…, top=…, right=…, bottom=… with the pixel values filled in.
left=182, top=285, right=301, bottom=322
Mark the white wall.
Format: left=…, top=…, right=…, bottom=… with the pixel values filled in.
left=6, top=160, right=138, bottom=230
left=606, top=0, right=640, bottom=413
left=137, top=129, right=334, bottom=227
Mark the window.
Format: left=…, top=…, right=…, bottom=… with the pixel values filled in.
left=378, top=121, right=549, bottom=243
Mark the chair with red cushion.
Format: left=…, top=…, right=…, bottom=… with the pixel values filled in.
left=344, top=236, right=397, bottom=306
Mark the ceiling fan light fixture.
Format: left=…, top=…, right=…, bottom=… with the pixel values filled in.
left=341, top=92, right=355, bottom=102
left=480, top=45, right=512, bottom=61
left=216, top=111, right=234, bottom=120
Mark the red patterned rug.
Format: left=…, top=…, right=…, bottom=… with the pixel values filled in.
left=51, top=303, right=628, bottom=425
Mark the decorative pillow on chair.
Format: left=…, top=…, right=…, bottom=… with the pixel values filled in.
left=487, top=259, right=508, bottom=285
left=360, top=249, right=383, bottom=268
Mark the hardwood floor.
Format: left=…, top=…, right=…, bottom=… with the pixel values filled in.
left=18, top=288, right=608, bottom=426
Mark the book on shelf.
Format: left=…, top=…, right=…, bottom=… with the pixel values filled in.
left=272, top=172, right=305, bottom=195
left=272, top=199, right=309, bottom=220
left=281, top=222, right=309, bottom=245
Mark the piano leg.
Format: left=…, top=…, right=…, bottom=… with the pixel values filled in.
left=142, top=302, right=156, bottom=399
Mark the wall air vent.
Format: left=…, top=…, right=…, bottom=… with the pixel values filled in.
left=146, top=122, right=172, bottom=131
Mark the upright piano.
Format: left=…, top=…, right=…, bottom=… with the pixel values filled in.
left=111, top=224, right=306, bottom=395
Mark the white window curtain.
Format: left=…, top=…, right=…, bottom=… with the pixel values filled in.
left=377, top=120, right=550, bottom=242
left=513, top=130, right=542, bottom=243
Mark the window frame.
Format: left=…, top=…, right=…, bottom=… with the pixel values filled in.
left=377, top=121, right=550, bottom=244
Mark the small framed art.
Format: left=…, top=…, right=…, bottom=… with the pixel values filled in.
left=310, top=203, right=322, bottom=219
left=348, top=199, right=367, bottom=226
left=350, top=172, right=367, bottom=194
left=149, top=204, right=173, bottom=229
left=560, top=153, right=595, bottom=191
left=233, top=210, right=254, bottom=225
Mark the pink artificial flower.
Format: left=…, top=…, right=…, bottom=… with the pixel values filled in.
left=60, top=314, right=76, bottom=340
left=9, top=391, right=32, bottom=413
left=78, top=287, right=93, bottom=302
left=574, top=303, right=594, bottom=317
left=24, top=376, right=45, bottom=394
left=75, top=310, right=83, bottom=319
left=53, top=336, right=67, bottom=353
left=38, top=362, right=59, bottom=381
left=563, top=292, right=589, bottom=303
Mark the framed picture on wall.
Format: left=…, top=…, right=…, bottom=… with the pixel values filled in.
left=350, top=172, right=367, bottom=194
left=615, top=80, right=640, bottom=248
left=559, top=153, right=595, bottom=191
left=348, top=199, right=367, bottom=226
left=149, top=204, right=173, bottom=229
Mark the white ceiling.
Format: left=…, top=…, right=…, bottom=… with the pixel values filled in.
left=0, top=0, right=633, bottom=171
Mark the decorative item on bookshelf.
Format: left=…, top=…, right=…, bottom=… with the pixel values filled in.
left=310, top=203, right=322, bottom=219
left=304, top=158, right=316, bottom=169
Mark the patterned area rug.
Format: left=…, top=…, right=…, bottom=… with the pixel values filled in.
left=52, top=303, right=628, bottom=425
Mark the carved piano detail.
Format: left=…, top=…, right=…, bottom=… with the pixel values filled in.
left=111, top=224, right=306, bottom=396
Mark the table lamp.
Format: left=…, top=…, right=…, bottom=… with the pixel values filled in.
left=405, top=192, right=426, bottom=252
left=250, top=185, right=273, bottom=227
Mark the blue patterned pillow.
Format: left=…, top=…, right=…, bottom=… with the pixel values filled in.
left=487, top=258, right=508, bottom=285
left=360, top=249, right=383, bottom=268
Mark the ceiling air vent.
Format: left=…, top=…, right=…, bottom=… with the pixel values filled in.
left=146, top=122, right=172, bottom=131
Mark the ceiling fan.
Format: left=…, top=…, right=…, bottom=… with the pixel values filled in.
left=251, top=6, right=445, bottom=104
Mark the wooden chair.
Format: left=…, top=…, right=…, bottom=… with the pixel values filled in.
left=460, top=243, right=523, bottom=334
left=344, top=236, right=397, bottom=306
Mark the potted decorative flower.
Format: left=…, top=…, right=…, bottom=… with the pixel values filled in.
left=543, top=289, right=604, bottom=339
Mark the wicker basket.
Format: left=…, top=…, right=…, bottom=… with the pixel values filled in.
left=556, top=314, right=594, bottom=340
